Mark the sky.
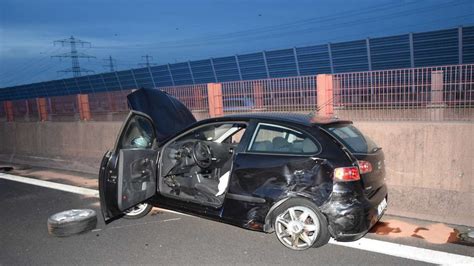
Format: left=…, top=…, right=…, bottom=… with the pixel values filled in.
left=0, top=0, right=473, bottom=88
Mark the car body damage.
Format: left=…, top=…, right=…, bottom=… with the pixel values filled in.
left=221, top=154, right=334, bottom=231
left=99, top=90, right=388, bottom=250
left=320, top=181, right=388, bottom=241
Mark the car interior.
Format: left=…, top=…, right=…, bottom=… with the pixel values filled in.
left=159, top=122, right=247, bottom=207
left=249, top=124, right=319, bottom=154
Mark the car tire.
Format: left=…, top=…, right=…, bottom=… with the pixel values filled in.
left=123, top=203, right=153, bottom=219
left=272, top=198, right=330, bottom=250
left=47, top=209, right=97, bottom=237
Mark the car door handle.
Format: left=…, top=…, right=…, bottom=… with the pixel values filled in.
left=310, top=157, right=325, bottom=163
left=141, top=158, right=151, bottom=167
left=293, top=170, right=304, bottom=176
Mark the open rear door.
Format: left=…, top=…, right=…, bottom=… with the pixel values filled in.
left=99, top=111, right=158, bottom=223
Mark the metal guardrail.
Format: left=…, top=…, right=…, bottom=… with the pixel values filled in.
left=1, top=64, right=473, bottom=122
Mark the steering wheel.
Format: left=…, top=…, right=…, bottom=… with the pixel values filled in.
left=192, top=141, right=212, bottom=168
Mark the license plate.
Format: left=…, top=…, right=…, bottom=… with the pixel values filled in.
left=377, top=198, right=387, bottom=216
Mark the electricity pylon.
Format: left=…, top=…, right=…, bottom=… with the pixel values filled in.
left=52, top=36, right=96, bottom=77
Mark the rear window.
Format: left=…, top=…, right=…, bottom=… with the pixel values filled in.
left=325, top=124, right=379, bottom=154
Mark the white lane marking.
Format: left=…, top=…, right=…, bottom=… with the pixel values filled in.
left=2, top=172, right=473, bottom=264
left=0, top=172, right=193, bottom=217
left=153, top=208, right=193, bottom=217
left=106, top=217, right=182, bottom=231
left=329, top=238, right=474, bottom=265
left=0, top=173, right=99, bottom=197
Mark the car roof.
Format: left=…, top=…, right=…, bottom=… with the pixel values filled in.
left=200, top=112, right=352, bottom=127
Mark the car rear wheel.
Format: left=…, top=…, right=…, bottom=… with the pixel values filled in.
left=123, top=203, right=153, bottom=219
left=273, top=198, right=330, bottom=250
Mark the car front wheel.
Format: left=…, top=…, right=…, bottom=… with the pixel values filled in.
left=123, top=203, right=153, bottom=219
left=273, top=198, right=330, bottom=250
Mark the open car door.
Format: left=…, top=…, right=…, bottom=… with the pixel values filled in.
left=99, top=111, right=158, bottom=223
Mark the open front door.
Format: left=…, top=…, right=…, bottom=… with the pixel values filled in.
left=99, top=111, right=158, bottom=223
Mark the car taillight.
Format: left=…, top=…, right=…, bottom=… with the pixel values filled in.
left=333, top=167, right=360, bottom=182
left=358, top=160, right=373, bottom=174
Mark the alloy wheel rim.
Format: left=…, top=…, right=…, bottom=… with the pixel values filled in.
left=51, top=209, right=94, bottom=223
left=275, top=206, right=320, bottom=250
left=124, top=203, right=149, bottom=216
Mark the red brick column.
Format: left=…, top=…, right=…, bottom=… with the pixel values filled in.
left=37, top=98, right=48, bottom=121
left=77, top=94, right=91, bottom=121
left=207, top=83, right=223, bottom=117
left=316, top=74, right=334, bottom=117
left=4, top=101, right=14, bottom=122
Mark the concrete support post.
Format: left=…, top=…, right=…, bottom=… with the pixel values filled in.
left=207, top=83, right=223, bottom=117
left=253, top=81, right=264, bottom=110
left=316, top=74, right=334, bottom=117
left=431, top=71, right=444, bottom=104
left=77, top=94, right=91, bottom=121
left=4, top=101, right=14, bottom=122
left=37, top=98, right=48, bottom=121
left=429, top=70, right=445, bottom=120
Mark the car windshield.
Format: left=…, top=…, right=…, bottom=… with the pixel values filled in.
left=178, top=123, right=245, bottom=143
left=324, top=124, right=379, bottom=154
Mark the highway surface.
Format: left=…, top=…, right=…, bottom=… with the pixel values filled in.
left=0, top=169, right=473, bottom=265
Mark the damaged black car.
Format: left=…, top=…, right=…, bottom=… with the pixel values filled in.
left=99, top=88, right=388, bottom=251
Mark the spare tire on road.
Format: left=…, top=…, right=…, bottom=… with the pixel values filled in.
left=47, top=209, right=97, bottom=237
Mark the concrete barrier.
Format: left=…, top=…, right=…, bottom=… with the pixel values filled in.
left=0, top=121, right=121, bottom=174
left=0, top=120, right=472, bottom=226
left=355, top=121, right=473, bottom=227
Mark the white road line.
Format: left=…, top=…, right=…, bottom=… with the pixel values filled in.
left=329, top=238, right=474, bottom=265
left=0, top=173, right=99, bottom=198
left=1, top=172, right=473, bottom=264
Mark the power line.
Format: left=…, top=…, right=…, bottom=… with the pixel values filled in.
left=92, top=0, right=469, bottom=51
left=92, top=1, right=408, bottom=50
left=1, top=1, right=471, bottom=87
left=51, top=36, right=96, bottom=77
left=0, top=46, right=62, bottom=82
left=129, top=0, right=470, bottom=50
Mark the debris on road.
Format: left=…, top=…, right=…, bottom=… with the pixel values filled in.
left=47, top=209, right=97, bottom=237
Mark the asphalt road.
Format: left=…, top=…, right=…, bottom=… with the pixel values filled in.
left=0, top=178, right=471, bottom=265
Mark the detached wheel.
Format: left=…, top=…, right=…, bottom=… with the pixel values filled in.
left=47, top=209, right=97, bottom=237
left=123, top=203, right=153, bottom=219
left=273, top=198, right=330, bottom=250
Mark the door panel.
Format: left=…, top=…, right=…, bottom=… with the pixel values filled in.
left=99, top=111, right=158, bottom=223
left=118, top=149, right=157, bottom=211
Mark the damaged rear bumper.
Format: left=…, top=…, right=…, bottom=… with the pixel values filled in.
left=321, top=182, right=388, bottom=242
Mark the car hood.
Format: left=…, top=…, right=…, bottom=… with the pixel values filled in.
left=127, top=88, right=197, bottom=142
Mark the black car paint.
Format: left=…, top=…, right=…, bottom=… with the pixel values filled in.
left=99, top=111, right=159, bottom=222
left=100, top=112, right=388, bottom=241
left=127, top=88, right=196, bottom=142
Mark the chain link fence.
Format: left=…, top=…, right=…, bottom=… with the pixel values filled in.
left=333, top=64, right=473, bottom=121
left=1, top=64, right=473, bottom=122
left=221, top=76, right=317, bottom=115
